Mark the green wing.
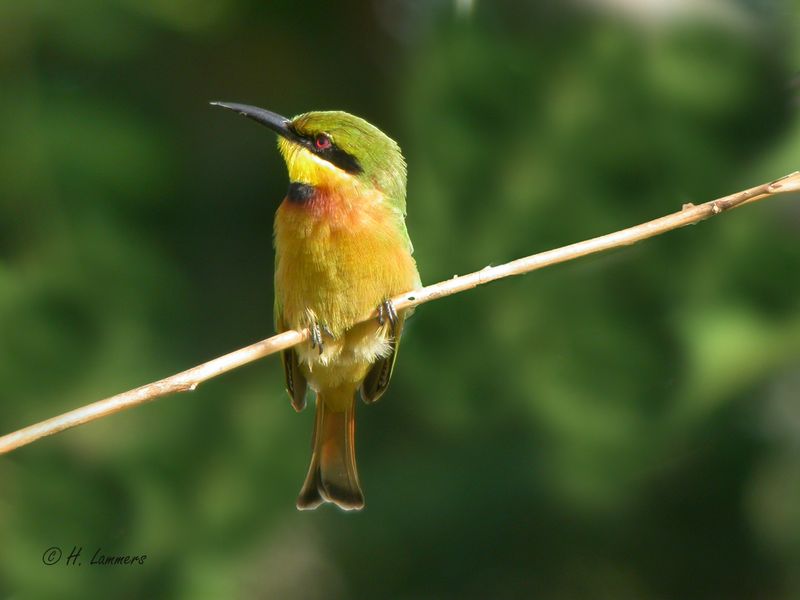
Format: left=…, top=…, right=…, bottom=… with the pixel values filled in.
left=276, top=306, right=308, bottom=412
left=360, top=224, right=419, bottom=404
left=360, top=317, right=405, bottom=404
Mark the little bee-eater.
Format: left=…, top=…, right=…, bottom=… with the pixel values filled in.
left=213, top=102, right=420, bottom=511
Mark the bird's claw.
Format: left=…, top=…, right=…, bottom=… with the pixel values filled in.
left=377, top=299, right=399, bottom=334
left=309, top=321, right=334, bottom=355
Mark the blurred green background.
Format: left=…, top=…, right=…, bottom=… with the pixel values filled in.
left=2, top=0, right=800, bottom=598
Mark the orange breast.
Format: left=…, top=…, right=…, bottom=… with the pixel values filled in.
left=274, top=186, right=419, bottom=336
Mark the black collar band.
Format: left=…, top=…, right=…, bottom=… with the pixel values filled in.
left=287, top=182, right=316, bottom=204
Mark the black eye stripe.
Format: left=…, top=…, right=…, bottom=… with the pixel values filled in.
left=315, top=144, right=363, bottom=174
left=290, top=125, right=363, bottom=174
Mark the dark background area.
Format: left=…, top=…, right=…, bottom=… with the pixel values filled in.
left=2, top=1, right=800, bottom=598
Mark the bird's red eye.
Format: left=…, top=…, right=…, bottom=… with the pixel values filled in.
left=314, top=134, right=332, bottom=150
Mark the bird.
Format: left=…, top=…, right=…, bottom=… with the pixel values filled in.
left=212, top=102, right=420, bottom=511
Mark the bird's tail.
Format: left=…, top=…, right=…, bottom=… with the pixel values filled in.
left=297, top=385, right=364, bottom=511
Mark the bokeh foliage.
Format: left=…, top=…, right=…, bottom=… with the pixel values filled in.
left=2, top=1, right=800, bottom=598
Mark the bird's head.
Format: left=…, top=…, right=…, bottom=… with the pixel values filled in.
left=212, top=102, right=406, bottom=205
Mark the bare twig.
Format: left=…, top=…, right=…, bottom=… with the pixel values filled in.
left=1, top=172, right=798, bottom=455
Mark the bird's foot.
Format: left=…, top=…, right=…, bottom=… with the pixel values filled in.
left=308, top=319, right=335, bottom=355
left=376, top=299, right=399, bottom=334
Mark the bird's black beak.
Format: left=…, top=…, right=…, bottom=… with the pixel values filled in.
left=210, top=101, right=302, bottom=144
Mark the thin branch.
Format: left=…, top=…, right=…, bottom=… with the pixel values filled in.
left=1, top=172, right=799, bottom=455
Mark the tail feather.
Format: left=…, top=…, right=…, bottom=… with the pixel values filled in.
left=297, top=389, right=364, bottom=511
